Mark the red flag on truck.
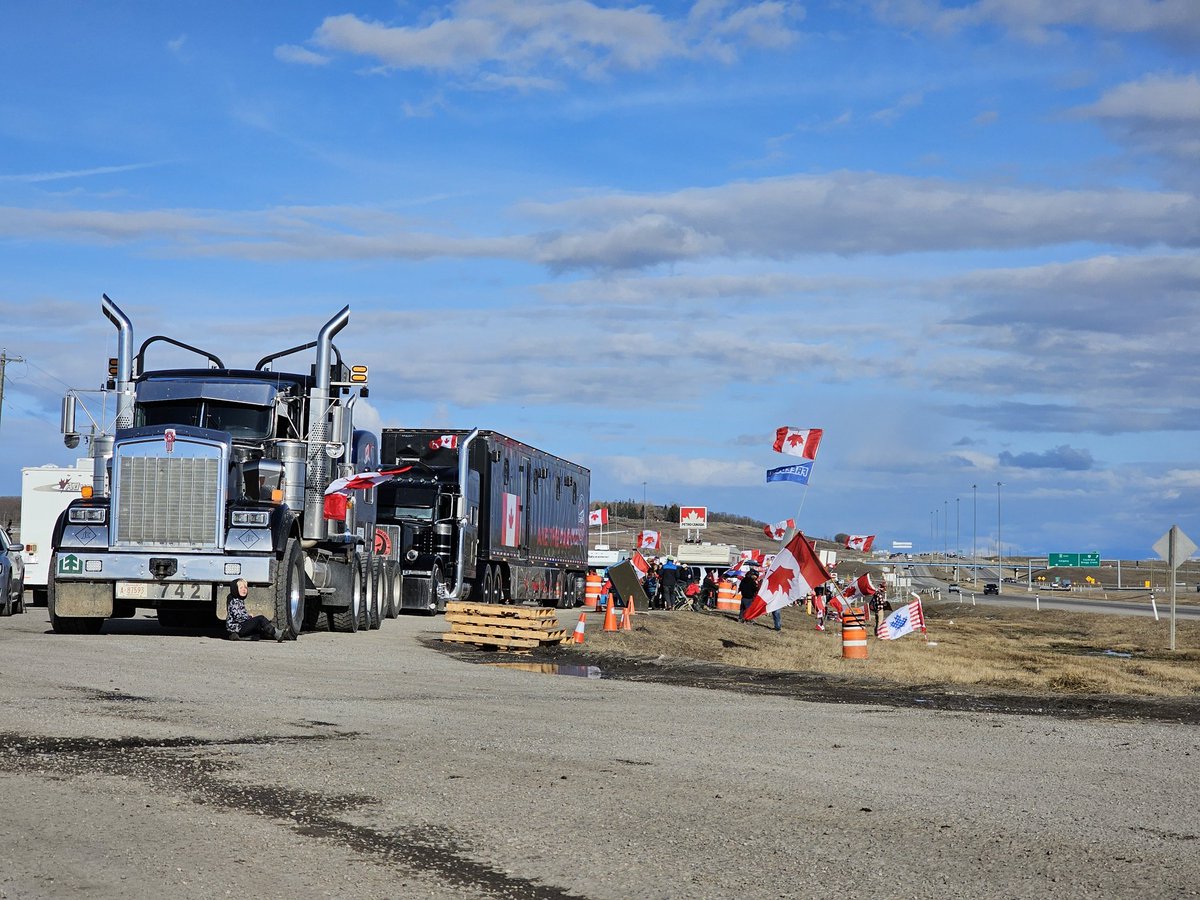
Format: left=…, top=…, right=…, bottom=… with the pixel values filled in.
left=324, top=466, right=411, bottom=495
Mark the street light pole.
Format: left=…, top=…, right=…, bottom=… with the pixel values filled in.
left=930, top=510, right=934, bottom=557
left=955, top=497, right=960, bottom=580
left=972, top=484, right=977, bottom=585
left=996, top=481, right=1003, bottom=588
left=943, top=499, right=948, bottom=560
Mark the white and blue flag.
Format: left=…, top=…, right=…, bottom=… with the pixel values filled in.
left=766, top=461, right=812, bottom=485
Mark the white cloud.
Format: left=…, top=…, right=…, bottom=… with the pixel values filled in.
left=274, top=44, right=331, bottom=66
left=599, top=454, right=763, bottom=487
left=1076, top=73, right=1200, bottom=124
left=306, top=1, right=800, bottom=88
left=873, top=0, right=1200, bottom=47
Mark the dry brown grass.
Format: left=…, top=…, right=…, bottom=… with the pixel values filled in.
left=575, top=601, right=1200, bottom=698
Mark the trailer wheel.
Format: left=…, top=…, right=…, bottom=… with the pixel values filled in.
left=47, top=576, right=105, bottom=635
left=329, top=553, right=362, bottom=633
left=274, top=538, right=305, bottom=640
left=367, top=556, right=383, bottom=630
left=491, top=565, right=506, bottom=604
left=384, top=561, right=399, bottom=619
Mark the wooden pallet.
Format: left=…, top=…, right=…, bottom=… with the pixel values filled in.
left=441, top=602, right=567, bottom=650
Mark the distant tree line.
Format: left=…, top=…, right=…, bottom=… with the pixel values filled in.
left=593, top=499, right=764, bottom=528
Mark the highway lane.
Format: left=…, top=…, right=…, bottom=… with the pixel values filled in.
left=906, top=565, right=1200, bottom=619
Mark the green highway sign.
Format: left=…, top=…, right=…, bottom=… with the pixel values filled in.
left=1048, top=552, right=1101, bottom=567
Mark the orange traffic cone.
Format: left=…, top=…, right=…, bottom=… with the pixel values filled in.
left=624, top=596, right=635, bottom=620
left=603, top=602, right=619, bottom=632
left=573, top=612, right=587, bottom=644
left=622, top=606, right=633, bottom=631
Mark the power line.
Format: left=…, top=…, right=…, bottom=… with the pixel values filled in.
left=0, top=349, right=27, bottom=435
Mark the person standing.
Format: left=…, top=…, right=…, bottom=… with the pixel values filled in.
left=660, top=558, right=679, bottom=610
left=737, top=568, right=759, bottom=623
left=225, top=578, right=286, bottom=641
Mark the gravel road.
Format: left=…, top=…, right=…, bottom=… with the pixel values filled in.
left=0, top=610, right=1196, bottom=899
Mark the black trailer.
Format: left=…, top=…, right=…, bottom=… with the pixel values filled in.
left=378, top=428, right=590, bottom=612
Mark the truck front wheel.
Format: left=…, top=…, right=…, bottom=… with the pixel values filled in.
left=273, top=538, right=305, bottom=640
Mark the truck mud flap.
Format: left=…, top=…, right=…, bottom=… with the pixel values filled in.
left=53, top=582, right=113, bottom=618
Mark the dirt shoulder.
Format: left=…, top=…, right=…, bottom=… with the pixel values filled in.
left=432, top=601, right=1200, bottom=725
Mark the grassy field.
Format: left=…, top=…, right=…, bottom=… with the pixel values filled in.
left=571, top=600, right=1200, bottom=699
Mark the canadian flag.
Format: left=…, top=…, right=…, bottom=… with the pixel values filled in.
left=502, top=492, right=521, bottom=546
left=637, top=530, right=661, bottom=550
left=739, top=549, right=765, bottom=565
left=743, top=532, right=832, bottom=622
left=838, top=572, right=880, bottom=604
left=429, top=434, right=459, bottom=450
left=845, top=534, right=875, bottom=552
left=772, top=426, right=823, bottom=460
left=763, top=518, right=796, bottom=541
left=324, top=466, right=411, bottom=495
left=588, top=508, right=609, bottom=527
left=629, top=550, right=650, bottom=581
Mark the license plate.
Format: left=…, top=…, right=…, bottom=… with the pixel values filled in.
left=115, top=581, right=213, bottom=601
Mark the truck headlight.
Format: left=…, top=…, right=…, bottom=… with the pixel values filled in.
left=231, top=510, right=271, bottom=527
left=68, top=507, right=107, bottom=524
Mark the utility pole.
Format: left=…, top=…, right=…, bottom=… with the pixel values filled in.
left=997, top=481, right=1004, bottom=587
left=972, top=484, right=977, bottom=585
left=0, top=348, right=26, bottom=434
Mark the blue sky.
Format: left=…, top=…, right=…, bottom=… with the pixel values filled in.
left=1, top=1, right=1198, bottom=561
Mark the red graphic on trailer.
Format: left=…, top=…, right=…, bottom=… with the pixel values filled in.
left=502, top=492, right=521, bottom=547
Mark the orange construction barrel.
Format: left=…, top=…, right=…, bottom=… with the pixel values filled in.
left=842, top=608, right=869, bottom=660
left=585, top=573, right=602, bottom=609
left=717, top=580, right=739, bottom=613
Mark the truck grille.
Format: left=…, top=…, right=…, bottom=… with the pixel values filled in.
left=115, top=456, right=222, bottom=548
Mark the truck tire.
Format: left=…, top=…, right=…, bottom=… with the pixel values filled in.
left=423, top=562, right=445, bottom=615
left=357, top=555, right=372, bottom=631
left=367, top=556, right=382, bottom=630
left=274, top=538, right=305, bottom=640
left=384, top=561, right=400, bottom=619
left=328, top=554, right=362, bottom=633
left=47, top=577, right=105, bottom=635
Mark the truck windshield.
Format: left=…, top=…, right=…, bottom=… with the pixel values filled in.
left=137, top=401, right=272, bottom=441
left=378, top=484, right=437, bottom=522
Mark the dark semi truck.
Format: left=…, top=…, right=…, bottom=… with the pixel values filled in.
left=378, top=429, right=589, bottom=612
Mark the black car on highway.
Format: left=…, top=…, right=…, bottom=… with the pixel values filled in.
left=983, top=582, right=999, bottom=595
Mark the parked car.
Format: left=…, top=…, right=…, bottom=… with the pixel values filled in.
left=983, top=582, right=999, bottom=595
left=0, top=528, right=26, bottom=616
left=948, top=583, right=961, bottom=593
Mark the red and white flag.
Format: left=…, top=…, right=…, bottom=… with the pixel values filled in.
left=502, top=492, right=521, bottom=546
left=637, top=529, right=661, bottom=550
left=763, top=518, right=796, bottom=541
left=839, top=572, right=880, bottom=603
left=772, top=426, right=823, bottom=460
left=428, top=434, right=459, bottom=450
left=877, top=594, right=925, bottom=640
left=629, top=550, right=650, bottom=581
left=739, top=549, right=765, bottom=566
left=845, top=534, right=875, bottom=552
left=743, top=531, right=832, bottom=622
left=588, top=508, right=609, bottom=527
left=324, top=466, right=411, bottom=495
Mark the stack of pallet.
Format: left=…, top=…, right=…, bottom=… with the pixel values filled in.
left=441, top=601, right=568, bottom=650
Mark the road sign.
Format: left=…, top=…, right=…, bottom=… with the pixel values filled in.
left=1152, top=525, right=1196, bottom=653
left=891, top=541, right=913, bottom=550
left=1048, top=552, right=1100, bottom=567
